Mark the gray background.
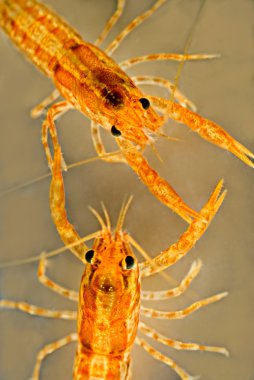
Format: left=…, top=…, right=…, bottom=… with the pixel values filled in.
left=0, top=0, right=254, bottom=379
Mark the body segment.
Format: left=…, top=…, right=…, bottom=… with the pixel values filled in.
left=0, top=0, right=160, bottom=144
left=73, top=233, right=140, bottom=380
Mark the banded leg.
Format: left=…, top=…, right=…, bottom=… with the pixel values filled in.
left=31, top=333, right=78, bottom=380
left=135, top=337, right=198, bottom=380
left=132, top=75, right=196, bottom=112
left=91, top=121, right=126, bottom=163
left=117, top=138, right=210, bottom=224
left=94, top=0, right=126, bottom=46
left=50, top=143, right=88, bottom=262
left=44, top=104, right=93, bottom=263
left=139, top=179, right=226, bottom=277
left=140, top=291, right=228, bottom=319
left=106, top=0, right=167, bottom=55
left=139, top=321, right=229, bottom=356
left=38, top=254, right=79, bottom=302
left=0, top=300, right=77, bottom=320
left=30, top=89, right=60, bottom=118
left=150, top=96, right=254, bottom=168
left=120, top=52, right=219, bottom=70
left=41, top=101, right=73, bottom=170
left=141, top=259, right=202, bottom=301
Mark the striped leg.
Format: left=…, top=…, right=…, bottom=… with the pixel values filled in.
left=139, top=321, right=229, bottom=356
left=41, top=101, right=72, bottom=170
left=31, top=333, right=78, bottom=380
left=0, top=300, right=77, bottom=320
left=140, top=291, right=228, bottom=319
left=38, top=254, right=79, bottom=302
left=94, top=0, right=126, bottom=46
left=135, top=337, right=198, bottom=380
left=30, top=89, right=60, bottom=118
left=120, top=52, right=218, bottom=70
left=132, top=75, right=196, bottom=111
left=139, top=179, right=226, bottom=277
left=91, top=121, right=126, bottom=163
left=141, top=259, right=202, bottom=301
left=49, top=143, right=88, bottom=262
left=105, top=0, right=167, bottom=55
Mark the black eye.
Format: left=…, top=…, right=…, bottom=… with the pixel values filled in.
left=85, top=250, right=94, bottom=263
left=111, top=125, right=122, bottom=136
left=139, top=98, right=150, bottom=110
left=125, top=256, right=135, bottom=269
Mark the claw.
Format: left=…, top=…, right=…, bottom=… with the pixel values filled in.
left=200, top=179, right=227, bottom=222
left=149, top=96, right=254, bottom=168
left=229, top=139, right=254, bottom=168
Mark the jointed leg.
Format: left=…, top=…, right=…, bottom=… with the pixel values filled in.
left=0, top=299, right=77, bottom=320
left=141, top=259, right=202, bottom=300
left=139, top=179, right=226, bottom=277
left=150, top=96, right=254, bottom=168
left=41, top=101, right=72, bottom=170
left=106, top=0, right=167, bottom=55
left=31, top=89, right=60, bottom=118
left=120, top=52, right=219, bottom=70
left=132, top=75, right=196, bottom=111
left=94, top=0, right=126, bottom=47
left=50, top=143, right=88, bottom=263
left=31, top=333, right=78, bottom=380
left=91, top=121, right=126, bottom=163
left=38, top=254, right=79, bottom=302
left=42, top=102, right=90, bottom=263
left=135, top=337, right=198, bottom=380
left=138, top=321, right=229, bottom=356
left=117, top=138, right=208, bottom=224
left=140, top=291, right=228, bottom=319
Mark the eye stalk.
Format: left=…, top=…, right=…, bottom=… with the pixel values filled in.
left=85, top=250, right=94, bottom=264
left=139, top=97, right=150, bottom=110
left=111, top=125, right=122, bottom=136
left=124, top=255, right=135, bottom=270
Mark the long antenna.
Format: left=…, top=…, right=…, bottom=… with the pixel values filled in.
left=170, top=0, right=208, bottom=103
left=0, top=149, right=124, bottom=197
left=0, top=231, right=100, bottom=269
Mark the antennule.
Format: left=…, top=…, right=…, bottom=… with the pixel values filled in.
left=115, top=196, right=133, bottom=233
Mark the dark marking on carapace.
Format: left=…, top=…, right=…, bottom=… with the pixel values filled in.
left=102, top=88, right=124, bottom=108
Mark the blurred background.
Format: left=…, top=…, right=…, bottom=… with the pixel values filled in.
left=0, top=0, right=254, bottom=379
